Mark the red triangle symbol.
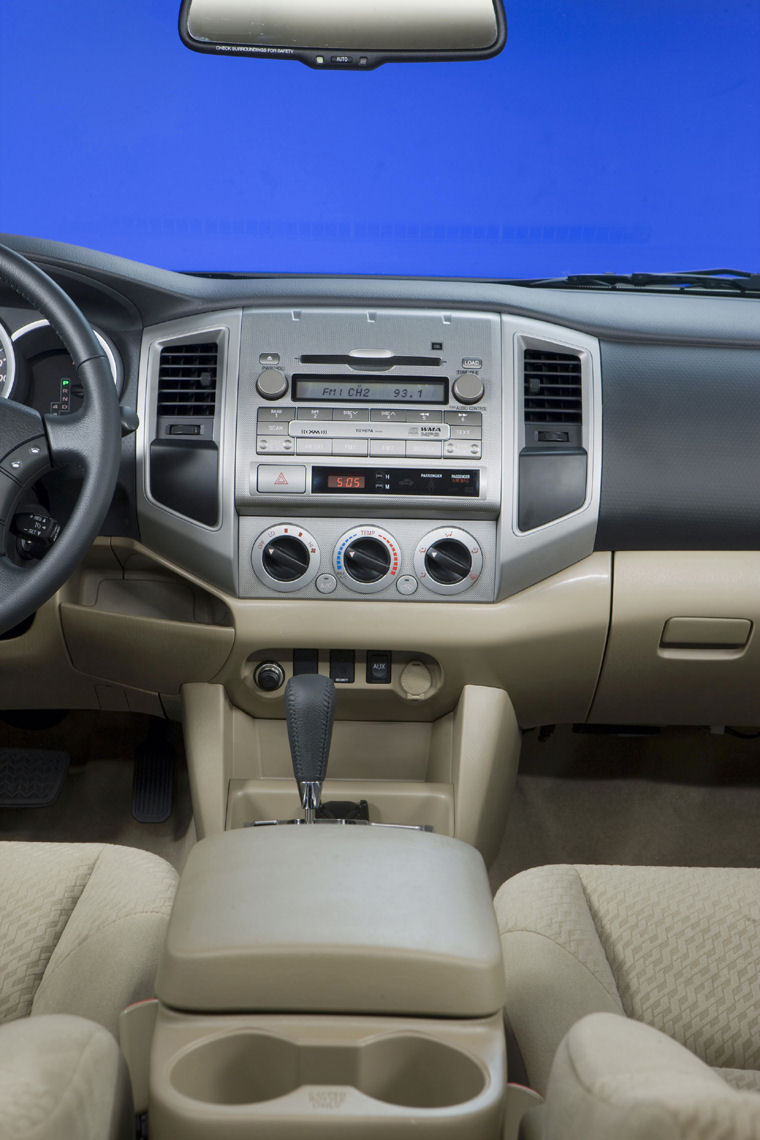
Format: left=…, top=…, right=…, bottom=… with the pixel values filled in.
left=274, top=471, right=288, bottom=486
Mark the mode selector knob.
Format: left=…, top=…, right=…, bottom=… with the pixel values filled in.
left=414, top=527, right=484, bottom=596
left=256, top=369, right=288, bottom=400
left=452, top=374, right=485, bottom=405
left=425, top=539, right=472, bottom=585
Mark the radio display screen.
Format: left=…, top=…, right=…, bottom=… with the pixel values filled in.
left=292, top=375, right=447, bottom=403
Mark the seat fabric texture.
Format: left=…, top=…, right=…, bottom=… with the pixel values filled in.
left=495, top=864, right=760, bottom=1097
left=0, top=1014, right=132, bottom=1140
left=0, top=842, right=178, bottom=1036
left=539, top=1012, right=760, bottom=1140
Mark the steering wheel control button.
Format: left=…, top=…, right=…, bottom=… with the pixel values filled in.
left=252, top=523, right=320, bottom=592
left=256, top=369, right=289, bottom=400
left=316, top=573, right=337, bottom=594
left=396, top=574, right=419, bottom=595
left=366, top=652, right=392, bottom=684
left=254, top=662, right=286, bottom=692
left=256, top=465, right=306, bottom=494
left=452, top=374, right=485, bottom=404
left=1, top=437, right=49, bottom=482
left=414, top=527, right=484, bottom=595
left=329, top=649, right=355, bottom=684
left=333, top=525, right=401, bottom=594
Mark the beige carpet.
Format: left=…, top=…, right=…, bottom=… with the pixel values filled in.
left=489, top=725, right=760, bottom=892
left=0, top=711, right=195, bottom=872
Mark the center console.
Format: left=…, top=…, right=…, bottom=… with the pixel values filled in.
left=149, top=825, right=507, bottom=1139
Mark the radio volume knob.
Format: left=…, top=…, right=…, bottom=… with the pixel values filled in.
left=452, top=374, right=485, bottom=404
left=425, top=539, right=472, bottom=585
left=256, top=369, right=288, bottom=400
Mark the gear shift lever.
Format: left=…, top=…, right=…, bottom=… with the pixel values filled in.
left=284, top=674, right=336, bottom=823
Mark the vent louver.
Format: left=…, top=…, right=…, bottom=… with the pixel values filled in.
left=157, top=342, right=218, bottom=417
left=524, top=348, right=582, bottom=424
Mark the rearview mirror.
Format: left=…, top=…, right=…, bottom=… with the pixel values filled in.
left=179, top=0, right=507, bottom=70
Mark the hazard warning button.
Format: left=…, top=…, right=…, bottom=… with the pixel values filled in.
left=256, top=465, right=307, bottom=494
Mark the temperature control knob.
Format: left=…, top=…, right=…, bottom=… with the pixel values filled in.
left=252, top=524, right=320, bottom=592
left=334, top=526, right=401, bottom=594
left=414, top=527, right=484, bottom=595
left=344, top=537, right=391, bottom=583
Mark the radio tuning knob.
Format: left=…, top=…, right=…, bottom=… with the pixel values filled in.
left=452, top=374, right=485, bottom=404
left=256, top=368, right=289, bottom=400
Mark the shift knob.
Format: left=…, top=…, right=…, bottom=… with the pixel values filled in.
left=284, top=674, right=336, bottom=821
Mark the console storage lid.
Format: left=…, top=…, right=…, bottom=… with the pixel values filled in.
left=156, top=826, right=505, bottom=1018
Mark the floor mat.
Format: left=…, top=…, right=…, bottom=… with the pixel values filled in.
left=489, top=726, right=760, bottom=892
left=0, top=712, right=194, bottom=872
left=0, top=749, right=70, bottom=807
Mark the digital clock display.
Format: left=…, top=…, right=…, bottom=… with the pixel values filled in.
left=327, top=474, right=366, bottom=490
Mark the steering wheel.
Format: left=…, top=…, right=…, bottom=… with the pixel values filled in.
left=0, top=242, right=121, bottom=635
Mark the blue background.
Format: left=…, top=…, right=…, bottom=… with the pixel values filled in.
left=2, top=1, right=759, bottom=276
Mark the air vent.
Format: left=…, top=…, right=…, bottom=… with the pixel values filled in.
left=524, top=348, right=582, bottom=424
left=157, top=341, right=218, bottom=417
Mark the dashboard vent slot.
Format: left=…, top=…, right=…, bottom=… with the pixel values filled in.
left=157, top=342, right=218, bottom=417
left=524, top=348, right=582, bottom=424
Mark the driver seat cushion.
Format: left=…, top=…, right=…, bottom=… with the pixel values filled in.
left=495, top=864, right=760, bottom=1096
left=0, top=842, right=178, bottom=1036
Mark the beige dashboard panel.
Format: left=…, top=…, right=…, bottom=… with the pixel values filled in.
left=590, top=551, right=760, bottom=725
left=220, top=552, right=612, bottom=729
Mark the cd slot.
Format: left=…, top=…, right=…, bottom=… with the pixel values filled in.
left=299, top=354, right=442, bottom=369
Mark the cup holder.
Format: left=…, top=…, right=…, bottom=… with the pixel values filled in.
left=170, top=1031, right=487, bottom=1110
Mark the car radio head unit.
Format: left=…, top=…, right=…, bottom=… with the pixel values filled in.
left=234, top=306, right=502, bottom=517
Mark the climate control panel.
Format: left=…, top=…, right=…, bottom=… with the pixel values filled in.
left=246, top=519, right=491, bottom=601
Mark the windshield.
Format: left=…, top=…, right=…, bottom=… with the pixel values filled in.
left=3, top=0, right=759, bottom=278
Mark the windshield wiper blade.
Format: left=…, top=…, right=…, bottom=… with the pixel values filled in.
left=502, top=269, right=760, bottom=295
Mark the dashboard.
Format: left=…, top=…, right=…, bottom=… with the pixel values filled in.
left=2, top=232, right=760, bottom=729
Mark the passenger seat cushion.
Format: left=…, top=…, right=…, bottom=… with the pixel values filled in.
left=496, top=865, right=760, bottom=1093
left=542, top=1013, right=760, bottom=1140
left=0, top=843, right=178, bottom=1035
left=0, top=1014, right=133, bottom=1140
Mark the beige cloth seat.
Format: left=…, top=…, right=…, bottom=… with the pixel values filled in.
left=495, top=865, right=760, bottom=1109
left=0, top=842, right=178, bottom=1140
left=541, top=1012, right=760, bottom=1140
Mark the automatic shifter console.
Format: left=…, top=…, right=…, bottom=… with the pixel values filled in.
left=284, top=673, right=335, bottom=822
